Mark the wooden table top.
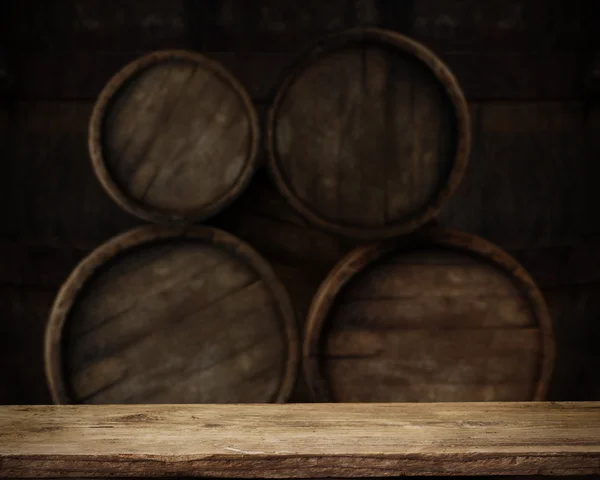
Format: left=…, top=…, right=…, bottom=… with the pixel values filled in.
left=1, top=402, right=599, bottom=478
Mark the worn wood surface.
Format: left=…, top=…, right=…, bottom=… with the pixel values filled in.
left=267, top=28, right=469, bottom=239
left=45, top=226, right=298, bottom=404
left=212, top=171, right=358, bottom=401
left=1, top=403, right=600, bottom=478
left=305, top=228, right=554, bottom=402
left=4, top=246, right=600, bottom=405
left=90, top=50, right=259, bottom=224
left=2, top=100, right=595, bottom=249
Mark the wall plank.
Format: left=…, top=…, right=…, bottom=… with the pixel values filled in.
left=7, top=50, right=586, bottom=101
left=0, top=241, right=88, bottom=288
left=378, top=0, right=595, bottom=52
left=0, top=102, right=139, bottom=246
left=440, top=102, right=596, bottom=248
left=544, top=282, right=600, bottom=400
left=0, top=286, right=54, bottom=404
left=510, top=242, right=600, bottom=288
left=4, top=0, right=594, bottom=101
left=200, top=0, right=356, bottom=52
left=5, top=0, right=191, bottom=51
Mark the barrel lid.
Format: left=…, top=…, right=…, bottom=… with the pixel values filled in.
left=304, top=227, right=554, bottom=402
left=45, top=226, right=299, bottom=404
left=266, top=28, right=470, bottom=240
left=89, top=50, right=260, bottom=224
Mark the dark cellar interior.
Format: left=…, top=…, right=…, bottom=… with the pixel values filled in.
left=1, top=1, right=600, bottom=406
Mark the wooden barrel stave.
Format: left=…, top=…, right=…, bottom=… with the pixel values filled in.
left=90, top=51, right=260, bottom=224
left=267, top=28, right=470, bottom=239
left=304, top=227, right=554, bottom=402
left=45, top=226, right=298, bottom=404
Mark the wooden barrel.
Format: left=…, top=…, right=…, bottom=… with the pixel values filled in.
left=45, top=226, right=298, bottom=404
left=89, top=50, right=259, bottom=224
left=266, top=28, right=470, bottom=240
left=304, top=227, right=554, bottom=402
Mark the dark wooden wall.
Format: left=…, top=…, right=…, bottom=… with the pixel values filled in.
left=1, top=0, right=600, bottom=404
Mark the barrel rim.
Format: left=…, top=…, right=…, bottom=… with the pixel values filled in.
left=45, top=225, right=299, bottom=405
left=266, top=27, right=471, bottom=240
left=303, top=226, right=555, bottom=402
left=89, top=50, right=261, bottom=225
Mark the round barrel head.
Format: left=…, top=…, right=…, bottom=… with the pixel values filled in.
left=304, top=228, right=554, bottom=402
left=267, top=29, right=470, bottom=239
left=90, top=51, right=259, bottom=224
left=46, top=226, right=298, bottom=404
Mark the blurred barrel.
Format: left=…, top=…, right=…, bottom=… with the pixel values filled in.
left=89, top=50, right=259, bottom=224
left=266, top=28, right=470, bottom=240
left=304, top=227, right=554, bottom=402
left=45, top=226, right=298, bottom=404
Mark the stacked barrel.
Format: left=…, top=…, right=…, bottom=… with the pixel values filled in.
left=45, top=51, right=298, bottom=404
left=44, top=29, right=554, bottom=404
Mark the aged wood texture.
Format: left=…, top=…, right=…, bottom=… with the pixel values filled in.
left=6, top=50, right=587, bottom=102
left=0, top=287, right=55, bottom=404
left=544, top=282, right=600, bottom=400
left=267, top=28, right=470, bottom=239
left=201, top=0, right=356, bottom=53
left=0, top=241, right=89, bottom=289
left=2, top=101, right=594, bottom=249
left=201, top=0, right=593, bottom=52
left=440, top=102, right=595, bottom=248
left=0, top=101, right=139, bottom=246
left=510, top=242, right=600, bottom=288
left=89, top=50, right=259, bottom=224
left=1, top=403, right=600, bottom=478
left=381, top=0, right=593, bottom=52
left=305, top=228, right=554, bottom=402
left=3, top=0, right=595, bottom=101
left=45, top=226, right=298, bottom=404
left=1, top=0, right=599, bottom=406
left=212, top=171, right=359, bottom=401
left=4, top=246, right=599, bottom=405
left=4, top=1, right=191, bottom=51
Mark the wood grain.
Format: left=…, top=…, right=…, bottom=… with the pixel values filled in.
left=305, top=227, right=554, bottom=402
left=3, top=100, right=595, bottom=249
left=267, top=28, right=470, bottom=239
left=211, top=171, right=360, bottom=401
left=45, top=226, right=298, bottom=404
left=89, top=50, right=259, bottom=224
left=1, top=403, right=599, bottom=478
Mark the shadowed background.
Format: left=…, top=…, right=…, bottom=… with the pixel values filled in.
left=1, top=0, right=600, bottom=404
